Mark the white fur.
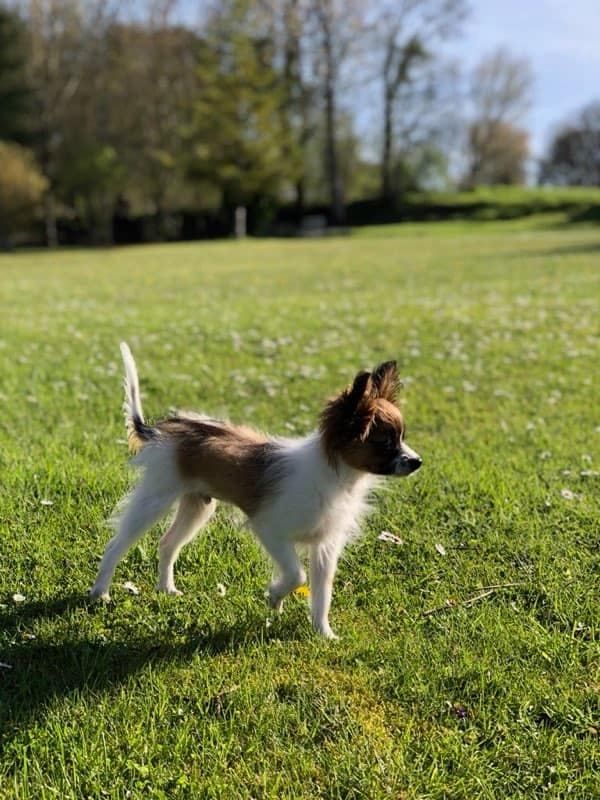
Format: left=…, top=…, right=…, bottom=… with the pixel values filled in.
left=250, top=435, right=377, bottom=638
left=120, top=342, right=144, bottom=426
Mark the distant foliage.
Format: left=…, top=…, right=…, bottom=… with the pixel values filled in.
left=466, top=120, right=529, bottom=186
left=0, top=141, right=47, bottom=243
left=464, top=49, right=532, bottom=188
left=189, top=7, right=296, bottom=215
left=540, top=101, right=600, bottom=186
left=0, top=5, right=31, bottom=142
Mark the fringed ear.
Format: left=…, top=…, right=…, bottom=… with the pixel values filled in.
left=347, top=370, right=374, bottom=408
left=347, top=370, right=376, bottom=441
left=371, top=360, right=400, bottom=403
left=319, top=370, right=376, bottom=462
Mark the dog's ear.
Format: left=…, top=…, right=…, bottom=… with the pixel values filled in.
left=347, top=370, right=374, bottom=408
left=345, top=370, right=376, bottom=439
left=320, top=370, right=376, bottom=460
left=371, top=360, right=400, bottom=403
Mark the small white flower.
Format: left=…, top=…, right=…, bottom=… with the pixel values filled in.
left=12, top=593, right=26, bottom=603
left=216, top=583, right=227, bottom=597
left=560, top=489, right=575, bottom=501
left=123, top=581, right=140, bottom=595
left=435, top=543, right=447, bottom=556
left=539, top=451, right=551, bottom=461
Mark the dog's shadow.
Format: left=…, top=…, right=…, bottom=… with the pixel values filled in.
left=0, top=593, right=303, bottom=736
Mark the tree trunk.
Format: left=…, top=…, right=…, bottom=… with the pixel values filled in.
left=381, top=86, right=394, bottom=201
left=323, top=40, right=344, bottom=222
left=44, top=192, right=58, bottom=247
left=319, top=4, right=344, bottom=225
left=295, top=177, right=305, bottom=220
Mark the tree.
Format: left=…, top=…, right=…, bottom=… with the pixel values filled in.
left=103, top=12, right=203, bottom=229
left=0, top=4, right=31, bottom=143
left=0, top=140, right=47, bottom=246
left=374, top=0, right=467, bottom=201
left=267, top=0, right=316, bottom=215
left=24, top=0, right=123, bottom=244
left=467, top=119, right=528, bottom=185
left=188, top=1, right=297, bottom=227
left=539, top=101, right=600, bottom=186
left=54, top=140, right=124, bottom=243
left=464, top=48, right=533, bottom=187
left=309, top=0, right=366, bottom=223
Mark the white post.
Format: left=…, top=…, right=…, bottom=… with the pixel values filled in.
left=235, top=206, right=247, bottom=238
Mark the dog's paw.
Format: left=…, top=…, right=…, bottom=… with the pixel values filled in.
left=89, top=586, right=111, bottom=603
left=266, top=589, right=284, bottom=613
left=312, top=621, right=339, bottom=640
left=157, top=584, right=183, bottom=597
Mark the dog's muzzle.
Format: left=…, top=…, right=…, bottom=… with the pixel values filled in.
left=394, top=444, right=422, bottom=476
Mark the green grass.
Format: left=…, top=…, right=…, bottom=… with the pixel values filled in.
left=1, top=217, right=599, bottom=799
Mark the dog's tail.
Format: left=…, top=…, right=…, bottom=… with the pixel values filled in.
left=120, top=342, right=157, bottom=453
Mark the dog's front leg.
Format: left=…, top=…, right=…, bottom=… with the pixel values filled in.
left=309, top=538, right=344, bottom=639
left=257, top=531, right=306, bottom=613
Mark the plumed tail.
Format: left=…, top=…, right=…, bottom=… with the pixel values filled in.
left=120, top=342, right=157, bottom=453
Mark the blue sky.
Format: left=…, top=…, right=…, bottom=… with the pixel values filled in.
left=450, top=0, right=600, bottom=157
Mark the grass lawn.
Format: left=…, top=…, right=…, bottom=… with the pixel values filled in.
left=0, top=218, right=598, bottom=799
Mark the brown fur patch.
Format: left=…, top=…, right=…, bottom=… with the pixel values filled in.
left=158, top=417, right=282, bottom=516
left=127, top=428, right=145, bottom=454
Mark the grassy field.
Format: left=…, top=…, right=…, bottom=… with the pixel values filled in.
left=0, top=217, right=598, bottom=799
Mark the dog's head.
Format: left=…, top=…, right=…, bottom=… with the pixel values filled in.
left=319, top=361, right=421, bottom=476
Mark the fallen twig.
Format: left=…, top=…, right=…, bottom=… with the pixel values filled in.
left=470, top=582, right=523, bottom=591
left=423, top=583, right=520, bottom=617
left=462, top=589, right=496, bottom=607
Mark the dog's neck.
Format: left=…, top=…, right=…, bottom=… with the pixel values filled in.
left=314, top=432, right=374, bottom=492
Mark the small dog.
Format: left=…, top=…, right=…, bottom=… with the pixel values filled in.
left=90, top=343, right=421, bottom=638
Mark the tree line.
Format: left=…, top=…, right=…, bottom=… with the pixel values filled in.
left=0, top=0, right=598, bottom=246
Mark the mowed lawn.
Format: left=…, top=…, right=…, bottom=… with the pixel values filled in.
left=0, top=219, right=598, bottom=799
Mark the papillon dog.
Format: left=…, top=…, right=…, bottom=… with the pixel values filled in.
left=90, top=343, right=422, bottom=638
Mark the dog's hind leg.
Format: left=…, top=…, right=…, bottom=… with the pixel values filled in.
left=90, top=478, right=178, bottom=601
left=157, top=493, right=216, bottom=595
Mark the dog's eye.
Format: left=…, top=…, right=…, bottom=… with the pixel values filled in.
left=373, top=430, right=395, bottom=448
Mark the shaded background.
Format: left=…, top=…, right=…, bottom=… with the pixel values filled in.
left=1, top=0, right=599, bottom=246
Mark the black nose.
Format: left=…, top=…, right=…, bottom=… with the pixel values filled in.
left=405, top=456, right=422, bottom=472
